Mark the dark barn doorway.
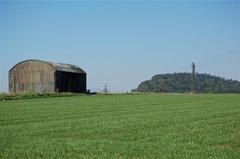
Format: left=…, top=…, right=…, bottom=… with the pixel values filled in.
left=55, top=71, right=86, bottom=93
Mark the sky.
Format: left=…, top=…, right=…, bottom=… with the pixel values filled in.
left=1, top=0, right=240, bottom=92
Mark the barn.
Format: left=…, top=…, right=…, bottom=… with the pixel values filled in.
left=9, top=59, right=87, bottom=93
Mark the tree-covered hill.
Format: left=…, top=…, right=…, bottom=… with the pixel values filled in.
left=133, top=73, right=240, bottom=93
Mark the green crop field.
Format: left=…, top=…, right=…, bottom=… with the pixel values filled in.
left=0, top=94, right=240, bottom=159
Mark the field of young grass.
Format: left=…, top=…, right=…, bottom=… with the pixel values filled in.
left=0, top=94, right=240, bottom=159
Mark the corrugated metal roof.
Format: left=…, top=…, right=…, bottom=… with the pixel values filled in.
left=47, top=61, right=86, bottom=73
left=9, top=59, right=86, bottom=74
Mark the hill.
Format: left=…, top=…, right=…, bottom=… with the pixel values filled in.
left=133, top=73, right=240, bottom=93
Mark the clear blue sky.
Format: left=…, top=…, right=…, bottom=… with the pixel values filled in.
left=1, top=0, right=240, bottom=92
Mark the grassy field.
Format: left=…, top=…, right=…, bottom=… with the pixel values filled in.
left=0, top=94, right=240, bottom=159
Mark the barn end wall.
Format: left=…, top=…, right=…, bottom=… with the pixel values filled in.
left=9, top=60, right=55, bottom=93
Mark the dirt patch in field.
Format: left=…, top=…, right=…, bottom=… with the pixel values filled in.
left=215, top=144, right=233, bottom=149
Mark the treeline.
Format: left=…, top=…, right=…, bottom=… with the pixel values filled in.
left=133, top=73, right=240, bottom=93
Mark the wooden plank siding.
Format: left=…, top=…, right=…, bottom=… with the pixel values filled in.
left=9, top=60, right=55, bottom=93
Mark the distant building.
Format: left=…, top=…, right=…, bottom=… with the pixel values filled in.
left=191, top=62, right=196, bottom=76
left=9, top=59, right=86, bottom=93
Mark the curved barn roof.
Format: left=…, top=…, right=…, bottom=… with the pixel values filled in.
left=47, top=61, right=86, bottom=73
left=9, top=59, right=86, bottom=74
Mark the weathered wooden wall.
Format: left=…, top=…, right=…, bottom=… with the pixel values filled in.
left=9, top=60, right=55, bottom=93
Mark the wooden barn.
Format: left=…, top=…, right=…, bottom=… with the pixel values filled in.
left=9, top=59, right=87, bottom=93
